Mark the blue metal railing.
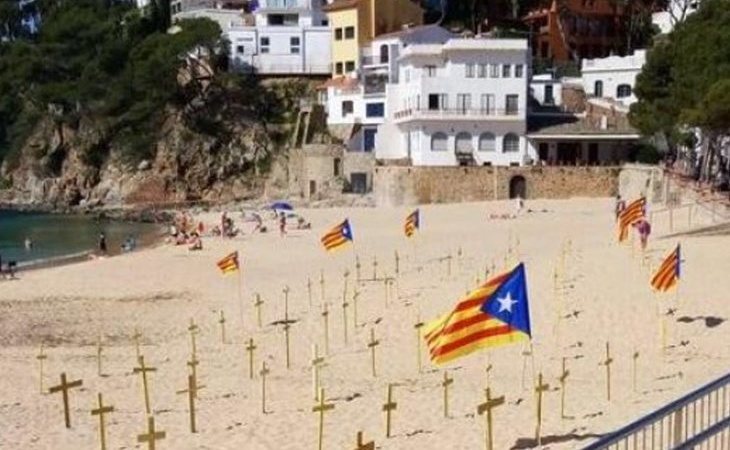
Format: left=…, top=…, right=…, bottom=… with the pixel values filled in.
left=584, top=372, right=730, bottom=449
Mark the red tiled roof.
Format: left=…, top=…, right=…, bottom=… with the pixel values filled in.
left=318, top=76, right=360, bottom=90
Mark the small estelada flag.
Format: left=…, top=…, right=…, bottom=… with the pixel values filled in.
left=217, top=251, right=240, bottom=275
left=321, top=219, right=353, bottom=252
left=650, top=244, right=681, bottom=292
left=404, top=209, right=420, bottom=238
left=618, top=196, right=646, bottom=242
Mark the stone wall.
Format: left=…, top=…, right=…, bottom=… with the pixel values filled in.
left=373, top=165, right=621, bottom=206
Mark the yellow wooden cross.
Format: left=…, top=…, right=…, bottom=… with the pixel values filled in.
left=601, top=342, right=613, bottom=401
left=188, top=319, right=200, bottom=359
left=382, top=384, right=397, bottom=438
left=254, top=293, right=264, bottom=328
left=394, top=250, right=400, bottom=277
left=245, top=338, right=256, bottom=380
left=442, top=370, right=454, bottom=418
left=367, top=328, right=380, bottom=377
left=91, top=392, right=114, bottom=450
left=283, top=320, right=292, bottom=370
left=187, top=356, right=200, bottom=399
left=96, top=334, right=104, bottom=376
left=632, top=350, right=639, bottom=392
left=283, top=285, right=291, bottom=320
left=260, top=361, right=270, bottom=413
left=132, top=328, right=142, bottom=360
left=477, top=387, right=505, bottom=450
left=311, top=344, right=326, bottom=399
left=342, top=275, right=350, bottom=345
left=355, top=255, right=361, bottom=282
left=133, top=356, right=157, bottom=414
left=218, top=311, right=227, bottom=345
left=352, top=289, right=360, bottom=329
left=559, top=357, right=570, bottom=419
left=49, top=372, right=83, bottom=428
left=372, top=256, right=378, bottom=280
left=177, top=374, right=205, bottom=433
left=307, top=278, right=313, bottom=309
left=354, top=431, right=375, bottom=450
left=534, top=372, right=550, bottom=446
left=414, top=320, right=424, bottom=373
left=312, top=387, right=335, bottom=450
left=321, top=302, right=330, bottom=355
left=320, top=270, right=326, bottom=305
left=342, top=269, right=350, bottom=303
left=36, top=342, right=47, bottom=394
left=137, top=416, right=166, bottom=450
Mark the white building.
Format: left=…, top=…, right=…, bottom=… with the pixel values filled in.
left=173, top=7, right=247, bottom=31
left=375, top=38, right=531, bottom=167
left=529, top=73, right=563, bottom=108
left=581, top=50, right=646, bottom=106
left=227, top=0, right=331, bottom=75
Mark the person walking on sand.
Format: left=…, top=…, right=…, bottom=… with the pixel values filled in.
left=279, top=212, right=287, bottom=237
left=98, top=232, right=107, bottom=254
left=635, top=218, right=651, bottom=251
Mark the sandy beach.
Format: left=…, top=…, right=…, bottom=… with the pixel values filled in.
left=1, top=198, right=729, bottom=450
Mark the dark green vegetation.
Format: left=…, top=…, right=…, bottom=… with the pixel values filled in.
left=0, top=0, right=294, bottom=171
left=630, top=0, right=730, bottom=180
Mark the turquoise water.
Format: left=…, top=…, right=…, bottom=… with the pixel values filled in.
left=0, top=209, right=161, bottom=267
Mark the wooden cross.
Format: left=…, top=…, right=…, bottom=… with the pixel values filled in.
left=307, top=278, right=313, bottom=309
left=132, top=328, right=142, bottom=360
left=133, top=355, right=157, bottom=414
left=96, top=334, right=104, bottom=376
left=177, top=374, right=205, bottom=433
left=260, top=361, right=270, bottom=414
left=321, top=302, right=330, bottom=355
left=218, top=311, right=227, bottom=344
left=342, top=270, right=350, bottom=304
left=283, top=285, right=291, bottom=320
left=49, top=372, right=83, bottom=428
left=36, top=342, right=47, bottom=394
left=320, top=270, right=326, bottom=305
left=311, top=344, right=326, bottom=399
left=447, top=252, right=452, bottom=277
left=559, top=357, right=570, bottom=419
left=521, top=344, right=534, bottom=389
left=283, top=319, right=292, bottom=370
left=632, top=350, right=639, bottom=392
left=246, top=338, right=257, bottom=379
left=534, top=372, right=550, bottom=446
left=372, top=256, right=378, bottom=280
left=477, top=387, right=505, bottom=450
left=383, top=278, right=391, bottom=308
left=312, top=387, right=335, bottom=450
left=137, top=416, right=166, bottom=450
left=352, top=289, right=360, bottom=329
left=254, top=293, right=264, bottom=328
left=342, top=277, right=350, bottom=345
left=354, top=431, right=375, bottom=450
left=188, top=319, right=200, bottom=359
left=355, top=255, right=362, bottom=282
left=91, top=393, right=114, bottom=450
left=457, top=246, right=463, bottom=269
left=442, top=370, right=454, bottom=418
left=414, top=321, right=424, bottom=373
left=394, top=250, right=400, bottom=277
left=368, top=328, right=380, bottom=377
left=601, top=342, right=613, bottom=401
left=187, top=356, right=199, bottom=399
left=382, top=384, right=397, bottom=438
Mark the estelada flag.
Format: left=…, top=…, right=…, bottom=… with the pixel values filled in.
left=618, top=197, right=646, bottom=242
left=217, top=251, right=240, bottom=274
left=321, top=219, right=353, bottom=252
left=423, top=263, right=532, bottom=365
left=404, top=209, right=420, bottom=238
left=651, top=244, right=681, bottom=292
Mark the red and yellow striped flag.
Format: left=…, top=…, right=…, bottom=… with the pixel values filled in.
left=404, top=209, right=420, bottom=238
left=216, top=251, right=240, bottom=275
left=618, top=197, right=646, bottom=242
left=651, top=244, right=681, bottom=292
left=320, top=219, right=354, bottom=252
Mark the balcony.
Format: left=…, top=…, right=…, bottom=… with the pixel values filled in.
left=393, top=107, right=523, bottom=123
left=259, top=0, right=310, bottom=10
left=361, top=55, right=390, bottom=67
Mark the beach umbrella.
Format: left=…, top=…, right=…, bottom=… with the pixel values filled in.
left=270, top=202, right=294, bottom=211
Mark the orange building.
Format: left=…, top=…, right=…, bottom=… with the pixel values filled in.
left=523, top=0, right=627, bottom=62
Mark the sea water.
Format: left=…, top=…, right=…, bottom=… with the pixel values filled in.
left=0, top=209, right=161, bottom=267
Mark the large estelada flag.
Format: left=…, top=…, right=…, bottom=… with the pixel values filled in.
left=651, top=244, right=681, bottom=292
left=321, top=219, right=354, bottom=252
left=423, top=263, right=532, bottom=365
left=404, top=209, right=420, bottom=238
left=217, top=251, right=240, bottom=275
left=618, top=197, right=647, bottom=242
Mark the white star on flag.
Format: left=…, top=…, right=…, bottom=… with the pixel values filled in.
left=497, top=292, right=518, bottom=313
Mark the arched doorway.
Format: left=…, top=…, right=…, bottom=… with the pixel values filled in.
left=509, top=175, right=527, bottom=199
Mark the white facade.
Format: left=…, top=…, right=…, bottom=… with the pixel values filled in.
left=530, top=74, right=563, bottom=108
left=376, top=38, right=531, bottom=166
left=173, top=8, right=246, bottom=30
left=581, top=50, right=646, bottom=106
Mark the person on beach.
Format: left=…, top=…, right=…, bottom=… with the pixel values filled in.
left=515, top=196, right=524, bottom=216
left=635, top=218, right=651, bottom=250
left=615, top=195, right=626, bottom=221
left=24, top=237, right=33, bottom=251
left=279, top=212, right=287, bottom=236
left=188, top=232, right=203, bottom=251
left=98, top=232, right=107, bottom=254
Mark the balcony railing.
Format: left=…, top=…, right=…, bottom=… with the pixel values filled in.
left=393, top=107, right=523, bottom=121
left=259, top=0, right=309, bottom=9
left=362, top=55, right=390, bottom=66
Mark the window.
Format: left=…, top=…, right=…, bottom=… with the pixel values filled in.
left=490, top=64, right=500, bottom=78
left=260, top=37, right=270, bottom=54
left=456, top=94, right=471, bottom=114
left=478, top=64, right=487, bottom=78
left=455, top=132, right=473, bottom=153
left=427, top=94, right=447, bottom=110
left=617, top=84, right=632, bottom=98
left=503, top=133, right=520, bottom=153
left=363, top=128, right=377, bottom=152
left=335, top=28, right=343, bottom=40
left=268, top=14, right=299, bottom=26
left=344, top=26, right=355, bottom=39
left=380, top=44, right=389, bottom=64
left=290, top=36, right=300, bottom=54
left=345, top=61, right=355, bottom=72
left=431, top=132, right=448, bottom=151
left=333, top=158, right=341, bottom=176
left=425, top=65, right=437, bottom=77
left=594, top=80, right=603, bottom=97
left=342, top=100, right=354, bottom=116
left=466, top=63, right=475, bottom=78
left=365, top=103, right=384, bottom=117
left=502, top=64, right=511, bottom=78
left=480, top=94, right=494, bottom=114
left=505, top=95, right=519, bottom=115
left=236, top=45, right=245, bottom=54
left=515, top=64, right=524, bottom=78
left=544, top=85, right=554, bottom=105
left=478, top=133, right=496, bottom=152
left=335, top=62, right=343, bottom=74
